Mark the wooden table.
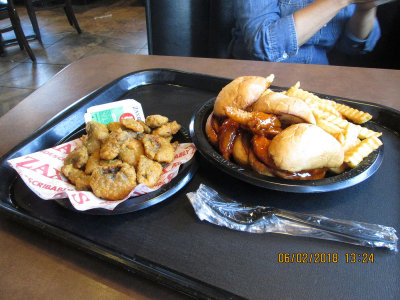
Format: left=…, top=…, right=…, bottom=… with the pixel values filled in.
left=0, top=54, right=399, bottom=299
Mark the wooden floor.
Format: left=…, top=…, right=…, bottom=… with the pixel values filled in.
left=0, top=0, right=147, bottom=117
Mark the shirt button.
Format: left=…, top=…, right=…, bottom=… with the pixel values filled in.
left=282, top=52, right=288, bottom=59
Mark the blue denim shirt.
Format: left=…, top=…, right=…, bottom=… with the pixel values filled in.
left=230, top=0, right=381, bottom=64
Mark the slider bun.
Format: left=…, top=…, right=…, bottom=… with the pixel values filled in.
left=268, top=124, right=344, bottom=172
left=252, top=91, right=316, bottom=125
left=213, top=75, right=274, bottom=117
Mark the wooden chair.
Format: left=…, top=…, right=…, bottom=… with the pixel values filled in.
left=24, top=0, right=82, bottom=44
left=0, top=0, right=36, bottom=61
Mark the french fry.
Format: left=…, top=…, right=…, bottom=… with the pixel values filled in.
left=287, top=82, right=373, bottom=125
left=344, top=136, right=383, bottom=168
left=322, top=114, right=350, bottom=129
left=313, top=108, right=341, bottom=121
left=286, top=82, right=341, bottom=117
left=357, top=126, right=382, bottom=139
left=333, top=132, right=346, bottom=144
left=260, top=88, right=274, bottom=98
left=342, top=123, right=361, bottom=152
left=265, top=74, right=275, bottom=84
left=334, top=103, right=372, bottom=124
left=317, top=100, right=343, bottom=117
left=316, top=118, right=343, bottom=135
left=318, top=114, right=381, bottom=139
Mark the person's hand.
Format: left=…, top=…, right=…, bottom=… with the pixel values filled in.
left=346, top=0, right=378, bottom=40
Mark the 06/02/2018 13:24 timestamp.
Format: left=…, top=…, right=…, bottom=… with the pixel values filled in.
left=278, top=252, right=375, bottom=264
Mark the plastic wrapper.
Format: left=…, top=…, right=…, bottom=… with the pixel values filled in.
left=187, top=184, right=398, bottom=252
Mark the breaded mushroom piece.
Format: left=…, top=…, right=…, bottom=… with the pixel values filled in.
left=142, top=134, right=175, bottom=163
left=61, top=164, right=91, bottom=191
left=85, top=150, right=123, bottom=174
left=152, top=121, right=181, bottom=137
left=64, top=145, right=88, bottom=169
left=137, top=120, right=152, bottom=133
left=120, top=119, right=145, bottom=133
left=100, top=129, right=133, bottom=160
left=137, top=155, right=163, bottom=187
left=107, top=122, right=125, bottom=132
left=86, top=121, right=109, bottom=140
left=90, top=163, right=137, bottom=201
left=145, top=115, right=169, bottom=128
left=119, top=138, right=145, bottom=167
left=85, top=149, right=101, bottom=175
left=83, top=121, right=109, bottom=154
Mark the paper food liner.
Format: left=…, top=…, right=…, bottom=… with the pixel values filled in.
left=7, top=138, right=196, bottom=211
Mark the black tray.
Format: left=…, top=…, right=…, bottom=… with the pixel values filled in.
left=0, top=69, right=399, bottom=300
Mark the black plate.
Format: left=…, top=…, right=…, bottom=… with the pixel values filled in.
left=50, top=125, right=197, bottom=215
left=190, top=97, right=384, bottom=193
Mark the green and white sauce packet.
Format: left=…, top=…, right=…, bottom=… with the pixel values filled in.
left=84, top=99, right=145, bottom=124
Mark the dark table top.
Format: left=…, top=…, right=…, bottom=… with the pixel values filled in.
left=0, top=54, right=399, bottom=299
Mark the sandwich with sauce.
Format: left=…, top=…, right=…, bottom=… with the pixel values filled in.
left=206, top=75, right=346, bottom=180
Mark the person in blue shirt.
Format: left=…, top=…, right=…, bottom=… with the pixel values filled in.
left=229, top=0, right=383, bottom=64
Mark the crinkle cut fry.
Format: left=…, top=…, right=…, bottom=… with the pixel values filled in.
left=287, top=81, right=372, bottom=125
left=334, top=103, right=372, bottom=124
left=290, top=81, right=381, bottom=140
left=321, top=115, right=381, bottom=139
left=286, top=82, right=341, bottom=117
left=358, top=125, right=382, bottom=139
left=344, top=136, right=383, bottom=168
left=316, top=118, right=343, bottom=135
left=313, top=108, right=339, bottom=121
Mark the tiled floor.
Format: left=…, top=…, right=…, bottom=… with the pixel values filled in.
left=0, top=0, right=148, bottom=117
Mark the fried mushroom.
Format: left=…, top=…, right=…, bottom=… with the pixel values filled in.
left=61, top=164, right=91, bottom=191
left=142, top=134, right=175, bottom=163
left=84, top=121, right=109, bottom=154
left=64, top=145, right=88, bottom=169
left=90, top=163, right=137, bottom=201
left=145, top=114, right=169, bottom=128
left=119, top=138, right=145, bottom=167
left=100, top=129, right=132, bottom=160
left=152, top=121, right=181, bottom=137
left=137, top=155, right=163, bottom=187
left=120, top=119, right=145, bottom=133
